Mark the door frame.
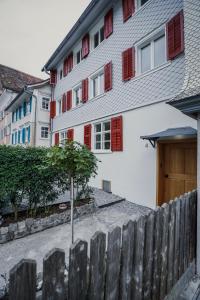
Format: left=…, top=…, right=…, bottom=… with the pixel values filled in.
left=156, top=138, right=197, bottom=206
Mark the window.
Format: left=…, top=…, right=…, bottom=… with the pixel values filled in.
left=94, top=121, right=111, bottom=150
left=137, top=0, right=149, bottom=8
left=138, top=32, right=166, bottom=74
left=73, top=85, right=82, bottom=106
left=93, top=26, right=104, bottom=49
left=58, top=99, right=62, bottom=115
left=76, top=50, right=82, bottom=65
left=60, top=131, right=67, bottom=144
left=42, top=97, right=50, bottom=110
left=60, top=70, right=63, bottom=80
left=41, top=126, right=49, bottom=139
left=91, top=70, right=104, bottom=99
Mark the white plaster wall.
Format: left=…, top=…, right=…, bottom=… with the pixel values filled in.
left=58, top=102, right=196, bottom=208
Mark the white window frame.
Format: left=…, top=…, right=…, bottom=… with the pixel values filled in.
left=73, top=83, right=82, bottom=107
left=75, top=49, right=82, bottom=65
left=136, top=27, right=166, bottom=76
left=93, top=25, right=105, bottom=50
left=41, top=97, right=50, bottom=111
left=41, top=126, right=49, bottom=139
left=93, top=120, right=111, bottom=152
left=60, top=131, right=67, bottom=145
left=90, top=68, right=105, bottom=100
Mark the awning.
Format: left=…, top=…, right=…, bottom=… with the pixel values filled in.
left=140, top=127, right=197, bottom=148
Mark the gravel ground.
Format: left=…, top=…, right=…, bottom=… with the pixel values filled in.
left=0, top=201, right=151, bottom=290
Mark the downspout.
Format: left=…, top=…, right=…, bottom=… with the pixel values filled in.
left=24, top=87, right=37, bottom=146
left=44, top=67, right=53, bottom=147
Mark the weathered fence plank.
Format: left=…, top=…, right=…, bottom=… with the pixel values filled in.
left=160, top=203, right=169, bottom=300
left=173, top=198, right=181, bottom=284
left=105, top=226, right=121, bottom=300
left=152, top=208, right=163, bottom=300
left=42, top=248, right=65, bottom=300
left=143, top=212, right=155, bottom=300
left=185, top=193, right=190, bottom=271
left=190, top=191, right=197, bottom=260
left=68, top=239, right=88, bottom=300
left=179, top=196, right=186, bottom=277
left=167, top=201, right=176, bottom=293
left=9, top=259, right=36, bottom=300
left=88, top=231, right=106, bottom=300
left=120, top=220, right=135, bottom=300
left=132, top=216, right=146, bottom=300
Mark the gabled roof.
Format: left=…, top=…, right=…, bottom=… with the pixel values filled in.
left=42, top=0, right=109, bottom=71
left=0, top=64, right=43, bottom=93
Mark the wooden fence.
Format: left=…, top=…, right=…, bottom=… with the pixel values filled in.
left=8, top=191, right=197, bottom=300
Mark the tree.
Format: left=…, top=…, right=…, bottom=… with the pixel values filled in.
left=0, top=146, right=67, bottom=220
left=46, top=141, right=99, bottom=242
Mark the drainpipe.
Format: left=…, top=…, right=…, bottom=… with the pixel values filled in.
left=24, top=88, right=37, bottom=147
left=44, top=67, right=53, bottom=147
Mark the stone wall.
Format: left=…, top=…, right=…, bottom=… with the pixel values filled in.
left=0, top=201, right=96, bottom=244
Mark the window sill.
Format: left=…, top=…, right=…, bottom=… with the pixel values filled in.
left=127, top=61, right=171, bottom=84
left=93, top=150, right=112, bottom=154
left=40, top=137, right=49, bottom=140
left=41, top=108, right=50, bottom=112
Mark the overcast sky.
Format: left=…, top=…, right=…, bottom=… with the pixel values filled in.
left=0, top=0, right=90, bottom=79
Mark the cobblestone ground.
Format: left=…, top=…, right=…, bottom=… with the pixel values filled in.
left=0, top=201, right=150, bottom=290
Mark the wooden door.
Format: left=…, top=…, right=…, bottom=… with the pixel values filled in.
left=157, top=140, right=197, bottom=205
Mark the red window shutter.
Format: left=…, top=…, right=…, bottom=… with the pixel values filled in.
left=111, top=116, right=123, bottom=151
left=67, top=129, right=74, bottom=141
left=82, top=79, right=89, bottom=103
left=68, top=53, right=74, bottom=73
left=50, top=101, right=56, bottom=119
left=62, top=94, right=67, bottom=113
left=84, top=124, right=92, bottom=150
left=104, top=62, right=113, bottom=92
left=66, top=90, right=72, bottom=111
left=82, top=34, right=90, bottom=58
left=104, top=8, right=113, bottom=39
left=122, top=47, right=134, bottom=81
left=54, top=132, right=59, bottom=146
left=167, top=10, right=184, bottom=60
left=50, top=70, right=57, bottom=85
left=63, top=58, right=68, bottom=77
left=122, top=0, right=135, bottom=22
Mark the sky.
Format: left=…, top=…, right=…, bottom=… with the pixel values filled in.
left=0, top=0, right=91, bottom=79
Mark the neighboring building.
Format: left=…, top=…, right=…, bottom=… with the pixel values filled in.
left=0, top=64, right=42, bottom=145
left=5, top=80, right=51, bottom=147
left=43, top=0, right=198, bottom=208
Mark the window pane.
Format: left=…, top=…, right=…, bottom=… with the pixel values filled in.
left=100, top=26, right=105, bottom=43
left=99, top=73, right=104, bottom=95
left=93, top=76, right=99, bottom=97
left=104, top=141, right=110, bottom=150
left=141, top=0, right=149, bottom=6
left=77, top=51, right=81, bottom=64
left=141, top=44, right=151, bottom=73
left=95, top=134, right=101, bottom=142
left=94, top=32, right=99, bottom=48
left=104, top=132, right=110, bottom=141
left=154, top=35, right=166, bottom=67
left=95, top=123, right=101, bottom=132
left=96, top=142, right=101, bottom=150
left=103, top=122, right=110, bottom=131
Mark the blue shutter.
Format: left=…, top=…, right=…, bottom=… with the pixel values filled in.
left=30, top=97, right=32, bottom=113
left=16, top=109, right=18, bottom=121
left=28, top=126, right=31, bottom=143
left=19, top=106, right=22, bottom=119
left=22, top=128, right=25, bottom=143
left=18, top=130, right=21, bottom=144
left=15, top=132, right=17, bottom=144
left=23, top=102, right=26, bottom=116
left=12, top=133, right=14, bottom=144
left=12, top=112, right=15, bottom=123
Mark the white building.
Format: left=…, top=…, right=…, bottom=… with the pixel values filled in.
left=0, top=64, right=44, bottom=146
left=5, top=80, right=51, bottom=147
left=43, top=0, right=198, bottom=208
